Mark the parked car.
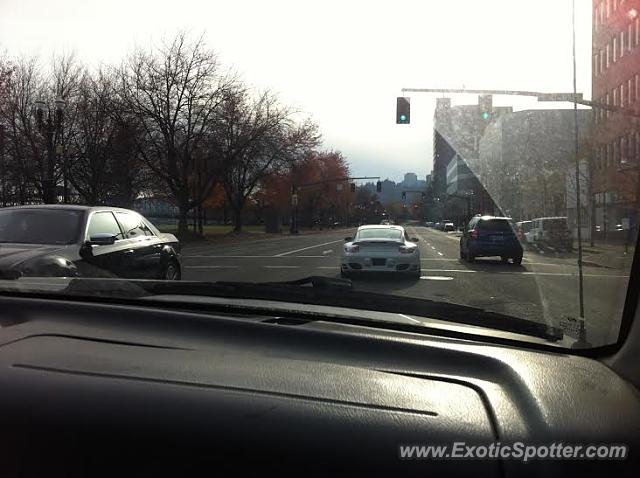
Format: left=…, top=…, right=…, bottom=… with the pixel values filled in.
left=341, top=225, right=421, bottom=278
left=460, top=215, right=523, bottom=264
left=443, top=222, right=455, bottom=232
left=442, top=220, right=453, bottom=230
left=515, top=220, right=533, bottom=244
left=0, top=205, right=181, bottom=279
left=425, top=221, right=435, bottom=228
left=530, top=217, right=572, bottom=251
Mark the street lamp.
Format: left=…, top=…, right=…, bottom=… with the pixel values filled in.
left=33, top=98, right=65, bottom=204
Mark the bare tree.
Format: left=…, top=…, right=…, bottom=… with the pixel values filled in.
left=0, top=56, right=46, bottom=203
left=211, top=88, right=320, bottom=232
left=116, top=32, right=235, bottom=236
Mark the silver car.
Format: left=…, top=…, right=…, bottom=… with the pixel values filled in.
left=341, top=225, right=421, bottom=279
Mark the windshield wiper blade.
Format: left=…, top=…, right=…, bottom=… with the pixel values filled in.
left=60, top=276, right=562, bottom=342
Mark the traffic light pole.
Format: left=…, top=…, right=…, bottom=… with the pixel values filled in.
left=400, top=87, right=640, bottom=119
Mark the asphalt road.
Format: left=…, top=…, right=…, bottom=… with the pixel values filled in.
left=181, top=226, right=634, bottom=347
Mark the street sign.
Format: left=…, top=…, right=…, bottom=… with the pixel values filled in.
left=537, top=93, right=583, bottom=102
left=291, top=193, right=298, bottom=206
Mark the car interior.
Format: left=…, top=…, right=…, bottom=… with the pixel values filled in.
left=1, top=252, right=639, bottom=477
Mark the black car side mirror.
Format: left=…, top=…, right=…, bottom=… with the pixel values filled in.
left=410, top=237, right=419, bottom=242
left=344, top=237, right=353, bottom=242
left=89, top=233, right=117, bottom=246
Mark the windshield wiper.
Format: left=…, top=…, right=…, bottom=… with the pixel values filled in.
left=60, top=276, right=563, bottom=342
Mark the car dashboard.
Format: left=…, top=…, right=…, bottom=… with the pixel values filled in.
left=0, top=294, right=638, bottom=477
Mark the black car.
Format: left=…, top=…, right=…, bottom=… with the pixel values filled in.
left=459, top=215, right=523, bottom=264
left=0, top=205, right=181, bottom=279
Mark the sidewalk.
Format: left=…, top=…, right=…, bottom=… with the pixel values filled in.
left=578, top=241, right=635, bottom=270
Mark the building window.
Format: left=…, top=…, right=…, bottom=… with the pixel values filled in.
left=594, top=54, right=599, bottom=77
left=606, top=43, right=611, bottom=68
left=629, top=78, right=634, bottom=104
left=607, top=0, right=611, bottom=18
left=595, top=6, right=600, bottom=29
left=613, top=36, right=618, bottom=62
left=636, top=74, right=639, bottom=103
left=606, top=143, right=612, bottom=167
left=621, top=83, right=625, bottom=107
left=629, top=23, right=635, bottom=50
left=600, top=49, right=605, bottom=72
left=636, top=18, right=640, bottom=46
left=636, top=132, right=640, bottom=163
left=606, top=93, right=611, bottom=118
left=620, top=30, right=625, bottom=57
left=621, top=136, right=628, bottom=164
left=613, top=87, right=618, bottom=107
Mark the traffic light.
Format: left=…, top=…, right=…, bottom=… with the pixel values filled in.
left=479, top=94, right=493, bottom=121
left=401, top=191, right=406, bottom=200
left=350, top=182, right=356, bottom=193
left=396, top=97, right=410, bottom=124
left=376, top=181, right=382, bottom=193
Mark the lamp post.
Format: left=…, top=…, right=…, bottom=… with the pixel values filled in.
left=34, top=98, right=65, bottom=204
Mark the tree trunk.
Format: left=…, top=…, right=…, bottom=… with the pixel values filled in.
left=233, top=206, right=243, bottom=232
left=178, top=204, right=190, bottom=237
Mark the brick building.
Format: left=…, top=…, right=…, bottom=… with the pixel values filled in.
left=592, top=0, right=640, bottom=240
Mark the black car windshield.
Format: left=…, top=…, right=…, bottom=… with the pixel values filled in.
left=356, top=229, right=403, bottom=241
left=0, top=209, right=82, bottom=245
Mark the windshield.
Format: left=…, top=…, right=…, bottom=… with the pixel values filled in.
left=0, top=0, right=638, bottom=350
left=0, top=209, right=82, bottom=245
left=356, top=229, right=404, bottom=242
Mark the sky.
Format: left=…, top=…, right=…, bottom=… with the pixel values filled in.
left=0, top=0, right=593, bottom=183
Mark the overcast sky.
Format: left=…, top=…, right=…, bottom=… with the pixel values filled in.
left=0, top=0, right=592, bottom=182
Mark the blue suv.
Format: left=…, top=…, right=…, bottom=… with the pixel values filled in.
left=460, top=215, right=523, bottom=265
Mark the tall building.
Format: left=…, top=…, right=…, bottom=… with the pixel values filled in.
left=431, top=96, right=511, bottom=222
left=403, top=172, right=418, bottom=187
left=475, top=109, right=591, bottom=222
left=592, top=0, right=640, bottom=239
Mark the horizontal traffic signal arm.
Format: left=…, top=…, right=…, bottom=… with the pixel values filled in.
left=401, top=87, right=640, bottom=119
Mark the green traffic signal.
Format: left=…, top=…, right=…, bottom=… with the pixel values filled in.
left=482, top=112, right=490, bottom=120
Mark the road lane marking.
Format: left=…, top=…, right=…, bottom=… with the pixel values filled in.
left=437, top=252, right=444, bottom=256
left=431, top=246, right=436, bottom=250
left=185, top=265, right=240, bottom=269
left=421, top=258, right=458, bottom=261
left=274, top=239, right=344, bottom=257
left=316, top=266, right=337, bottom=269
left=263, top=265, right=301, bottom=269
left=184, top=255, right=327, bottom=258
left=420, top=276, right=455, bottom=281
left=398, top=313, right=422, bottom=324
left=322, top=249, right=333, bottom=255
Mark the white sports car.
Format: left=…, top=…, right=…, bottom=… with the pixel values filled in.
left=341, top=225, right=421, bottom=279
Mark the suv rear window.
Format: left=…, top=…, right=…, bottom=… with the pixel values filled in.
left=478, top=219, right=513, bottom=232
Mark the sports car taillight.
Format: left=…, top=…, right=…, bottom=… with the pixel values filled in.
left=344, top=244, right=359, bottom=253
left=398, top=245, right=415, bottom=254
